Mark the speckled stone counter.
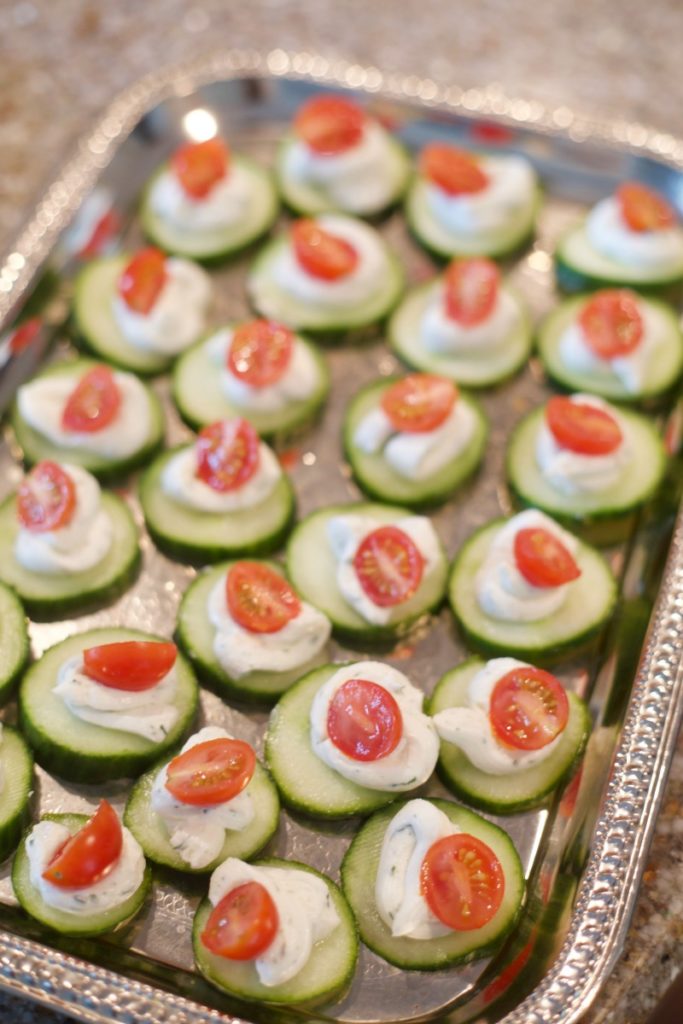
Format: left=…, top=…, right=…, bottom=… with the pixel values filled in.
left=1, top=2, right=682, bottom=1021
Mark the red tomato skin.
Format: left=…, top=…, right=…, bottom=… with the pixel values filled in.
left=117, top=247, right=168, bottom=315
left=17, top=461, right=77, bottom=533
left=227, top=320, right=294, bottom=389
left=443, top=257, right=500, bottom=326
left=201, top=881, right=279, bottom=961
left=421, top=833, right=505, bottom=931
left=578, top=289, right=643, bottom=360
left=165, top=738, right=256, bottom=806
left=7, top=317, right=42, bottom=355
left=61, top=365, right=122, bottom=434
left=294, top=95, right=366, bottom=155
left=513, top=527, right=582, bottom=589
left=545, top=396, right=622, bottom=456
left=420, top=144, right=489, bottom=196
left=291, top=219, right=359, bottom=281
left=489, top=665, right=570, bottom=751
left=326, top=678, right=403, bottom=761
left=617, top=181, right=676, bottom=232
left=42, top=801, right=123, bottom=889
left=171, top=138, right=230, bottom=199
left=82, top=641, right=177, bottom=691
left=380, top=374, right=457, bottom=433
left=226, top=561, right=301, bottom=635
left=353, top=525, right=424, bottom=608
left=195, top=419, right=260, bottom=493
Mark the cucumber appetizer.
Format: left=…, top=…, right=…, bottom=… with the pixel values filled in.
left=429, top=657, right=590, bottom=813
left=344, top=373, right=488, bottom=507
left=448, top=509, right=617, bottom=661
left=73, top=248, right=212, bottom=375
left=406, top=143, right=540, bottom=260
left=388, top=257, right=532, bottom=387
left=286, top=502, right=448, bottom=643
left=0, top=583, right=29, bottom=704
left=140, top=419, right=295, bottom=563
left=11, top=358, right=164, bottom=480
left=266, top=661, right=439, bottom=819
left=275, top=93, right=410, bottom=217
left=124, top=726, right=280, bottom=874
left=555, top=181, right=683, bottom=295
left=0, top=726, right=33, bottom=862
left=0, top=461, right=140, bottom=618
left=247, top=214, right=404, bottom=338
left=19, top=630, right=198, bottom=783
left=507, top=393, right=666, bottom=538
left=12, top=802, right=151, bottom=937
left=140, top=139, right=278, bottom=262
left=536, top=289, right=683, bottom=405
left=177, top=560, right=331, bottom=703
left=341, top=797, right=525, bottom=969
left=172, top=319, right=330, bottom=438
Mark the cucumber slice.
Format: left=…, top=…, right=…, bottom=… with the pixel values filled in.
left=536, top=295, right=683, bottom=404
left=275, top=135, right=411, bottom=217
left=388, top=281, right=532, bottom=387
left=428, top=658, right=590, bottom=813
left=265, top=664, right=400, bottom=819
left=0, top=584, right=29, bottom=705
left=341, top=797, right=524, bottom=969
left=0, top=727, right=33, bottom=862
left=506, top=405, right=666, bottom=533
left=193, top=858, right=358, bottom=1006
left=176, top=562, right=329, bottom=703
left=172, top=329, right=330, bottom=439
left=12, top=813, right=151, bottom=936
left=140, top=447, right=295, bottom=563
left=0, top=492, right=140, bottom=619
left=343, top=379, right=488, bottom=507
left=555, top=219, right=683, bottom=294
left=247, top=230, right=404, bottom=338
left=19, top=628, right=199, bottom=783
left=10, top=358, right=164, bottom=481
left=124, top=756, right=280, bottom=874
left=405, top=178, right=541, bottom=260
left=140, top=156, right=279, bottom=263
left=448, top=519, right=617, bottom=661
left=286, top=503, right=448, bottom=643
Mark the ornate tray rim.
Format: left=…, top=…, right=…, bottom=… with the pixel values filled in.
left=1, top=47, right=682, bottom=1024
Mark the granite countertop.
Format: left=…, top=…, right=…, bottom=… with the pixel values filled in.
left=1, top=1, right=682, bottom=1021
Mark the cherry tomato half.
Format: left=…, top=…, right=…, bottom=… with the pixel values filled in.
left=294, top=95, right=365, bottom=155
left=545, top=396, right=622, bottom=455
left=195, top=418, right=260, bottom=493
left=353, top=525, right=424, bottom=608
left=291, top=219, right=359, bottom=280
left=17, top=461, right=76, bottom=533
left=226, top=561, right=301, bottom=634
left=82, top=641, right=177, bottom=691
left=61, top=364, right=122, bottom=434
left=42, top=800, right=123, bottom=889
left=117, top=247, right=168, bottom=315
left=201, top=881, right=279, bottom=961
left=227, top=320, right=294, bottom=389
left=420, top=144, right=489, bottom=196
left=513, top=527, right=581, bottom=589
left=165, top=737, right=256, bottom=806
left=489, top=665, right=569, bottom=751
left=578, top=289, right=643, bottom=361
left=171, top=138, right=230, bottom=199
left=443, top=257, right=500, bottom=326
left=617, top=181, right=675, bottom=233
left=327, top=677, right=403, bottom=761
left=381, top=374, right=457, bottom=433
left=421, top=833, right=505, bottom=931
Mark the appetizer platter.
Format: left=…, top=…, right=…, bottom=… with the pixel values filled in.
left=0, top=49, right=682, bottom=1024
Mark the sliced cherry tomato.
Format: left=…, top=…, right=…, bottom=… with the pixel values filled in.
left=42, top=800, right=123, bottom=889
left=291, top=219, right=358, bottom=281
left=226, top=561, right=301, bottom=634
left=17, top=461, right=76, bottom=533
left=489, top=665, right=569, bottom=751
left=443, top=257, right=500, bottom=326
left=420, top=143, right=489, bottom=196
left=82, top=641, right=177, bottom=691
left=78, top=208, right=121, bottom=259
left=165, top=737, right=256, bottom=806
left=380, top=374, right=457, bottom=433
left=171, top=138, right=230, bottom=199
left=294, top=95, right=365, bottom=155
left=7, top=317, right=42, bottom=355
left=327, top=677, right=403, bottom=761
left=421, top=833, right=505, bottom=931
left=117, top=247, right=168, bottom=314
left=195, top=418, right=260, bottom=493
left=617, top=181, right=675, bottom=232
left=546, top=396, right=622, bottom=455
left=227, top=320, right=294, bottom=389
left=513, top=527, right=581, bottom=589
left=353, top=525, right=424, bottom=608
left=578, top=289, right=643, bottom=360
left=201, top=881, right=278, bottom=961
left=61, top=364, right=122, bottom=434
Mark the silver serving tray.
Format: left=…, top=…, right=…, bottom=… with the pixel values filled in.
left=0, top=49, right=682, bottom=1024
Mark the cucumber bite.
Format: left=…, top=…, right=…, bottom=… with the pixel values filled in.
left=11, top=358, right=164, bottom=480
left=341, top=797, right=525, bottom=969
left=193, top=856, right=358, bottom=1005
left=172, top=320, right=330, bottom=439
left=0, top=583, right=29, bottom=704
left=429, top=657, right=590, bottom=813
left=286, top=502, right=448, bottom=644
left=19, top=630, right=198, bottom=783
left=176, top=560, right=331, bottom=703
left=344, top=374, right=488, bottom=507
left=0, top=726, right=33, bottom=862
